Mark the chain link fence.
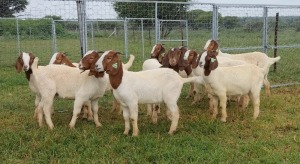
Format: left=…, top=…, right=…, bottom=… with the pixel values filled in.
left=1, top=0, right=300, bottom=85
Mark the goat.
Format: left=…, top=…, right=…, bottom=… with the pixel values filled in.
left=30, top=56, right=109, bottom=130
left=94, top=50, right=202, bottom=136
left=79, top=50, right=135, bottom=114
left=203, top=40, right=281, bottom=96
left=49, top=52, right=94, bottom=120
left=198, top=48, right=268, bottom=122
left=49, top=52, right=77, bottom=67
left=150, top=43, right=166, bottom=63
left=15, top=52, right=42, bottom=120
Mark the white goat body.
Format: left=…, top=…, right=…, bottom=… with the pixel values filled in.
left=31, top=57, right=108, bottom=129
left=95, top=51, right=202, bottom=136
left=200, top=50, right=266, bottom=122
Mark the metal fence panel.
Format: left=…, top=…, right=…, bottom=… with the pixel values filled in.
left=1, top=0, right=300, bottom=86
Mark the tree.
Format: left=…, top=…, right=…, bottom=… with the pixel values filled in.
left=187, top=9, right=221, bottom=30
left=0, top=0, right=28, bottom=17
left=220, top=16, right=241, bottom=29
left=113, top=0, right=190, bottom=38
left=44, top=15, right=62, bottom=20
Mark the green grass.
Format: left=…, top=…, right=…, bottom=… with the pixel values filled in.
left=1, top=67, right=300, bottom=162
left=1, top=31, right=300, bottom=162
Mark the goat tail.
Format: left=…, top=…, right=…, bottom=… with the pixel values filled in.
left=31, top=57, right=39, bottom=72
left=181, top=76, right=204, bottom=85
left=269, top=56, right=281, bottom=65
left=123, top=54, right=135, bottom=70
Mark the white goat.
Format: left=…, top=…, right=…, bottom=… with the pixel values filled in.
left=198, top=49, right=268, bottom=122
left=49, top=52, right=93, bottom=120
left=31, top=57, right=109, bottom=130
left=95, top=50, right=202, bottom=136
left=78, top=50, right=135, bottom=115
left=203, top=40, right=281, bottom=96
left=15, top=52, right=43, bottom=120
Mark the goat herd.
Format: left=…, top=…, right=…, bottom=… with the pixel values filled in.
left=15, top=39, right=281, bottom=136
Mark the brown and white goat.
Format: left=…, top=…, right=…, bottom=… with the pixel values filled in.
left=150, top=43, right=165, bottom=63
left=49, top=52, right=76, bottom=67
left=199, top=48, right=267, bottom=122
left=79, top=50, right=135, bottom=114
left=15, top=52, right=42, bottom=120
left=94, top=50, right=202, bottom=136
left=204, top=39, right=281, bottom=96
left=49, top=51, right=93, bottom=120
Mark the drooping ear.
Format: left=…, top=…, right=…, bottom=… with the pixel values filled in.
left=106, top=54, right=122, bottom=76
left=191, top=51, right=200, bottom=69
left=204, top=51, right=218, bottom=76
left=28, top=53, right=35, bottom=66
left=15, top=54, right=23, bottom=73
left=208, top=56, right=218, bottom=71
left=161, top=50, right=170, bottom=67
left=178, top=50, right=186, bottom=71
left=207, top=40, right=219, bottom=51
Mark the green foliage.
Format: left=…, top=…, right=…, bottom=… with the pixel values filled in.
left=243, top=18, right=264, bottom=32
left=44, top=15, right=62, bottom=20
left=113, top=0, right=190, bottom=38
left=0, top=0, right=28, bottom=17
left=187, top=9, right=218, bottom=30
left=0, top=18, right=65, bottom=39
left=220, top=16, right=242, bottom=29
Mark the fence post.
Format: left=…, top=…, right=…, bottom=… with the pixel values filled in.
left=124, top=19, right=128, bottom=58
left=90, top=21, right=94, bottom=50
left=212, top=4, right=218, bottom=40
left=263, top=7, right=268, bottom=53
left=76, top=0, right=87, bottom=57
left=141, top=19, right=145, bottom=59
left=51, top=19, right=57, bottom=55
left=16, top=18, right=20, bottom=54
left=155, top=2, right=159, bottom=43
left=273, top=12, right=279, bottom=72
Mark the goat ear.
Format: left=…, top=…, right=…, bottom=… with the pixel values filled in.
left=178, top=51, right=186, bottom=71
left=15, top=56, right=23, bottom=73
left=106, top=56, right=121, bottom=75
left=161, top=52, right=170, bottom=67
left=29, top=53, right=35, bottom=66
left=191, top=51, right=199, bottom=69
left=207, top=40, right=219, bottom=51
left=209, top=57, right=218, bottom=71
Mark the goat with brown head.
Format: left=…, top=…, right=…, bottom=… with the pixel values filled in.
left=79, top=50, right=104, bottom=78
left=95, top=50, right=123, bottom=89
left=15, top=52, right=35, bottom=80
left=150, top=43, right=165, bottom=63
left=161, top=48, right=181, bottom=71
left=49, top=52, right=76, bottom=67
left=203, top=50, right=219, bottom=76
left=183, top=50, right=202, bottom=69
left=203, top=39, right=219, bottom=52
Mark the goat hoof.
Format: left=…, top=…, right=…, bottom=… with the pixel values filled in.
left=220, top=118, right=227, bottom=122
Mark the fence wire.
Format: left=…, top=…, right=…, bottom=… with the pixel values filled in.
left=1, top=0, right=300, bottom=85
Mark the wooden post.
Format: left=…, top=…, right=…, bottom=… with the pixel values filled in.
left=274, top=12, right=279, bottom=72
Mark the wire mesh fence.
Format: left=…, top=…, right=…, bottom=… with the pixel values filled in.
left=1, top=0, right=300, bottom=85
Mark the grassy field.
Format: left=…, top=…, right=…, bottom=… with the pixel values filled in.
left=0, top=35, right=300, bottom=162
